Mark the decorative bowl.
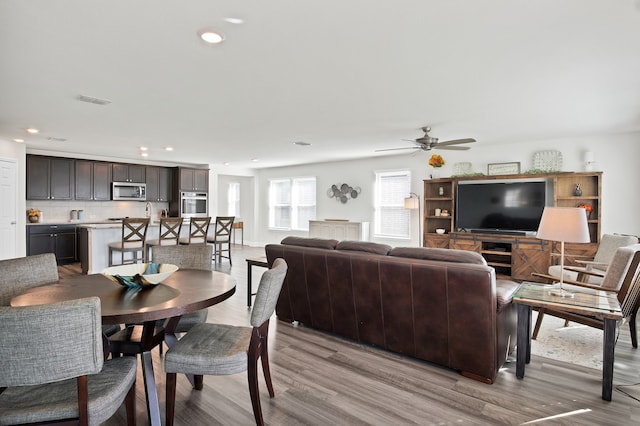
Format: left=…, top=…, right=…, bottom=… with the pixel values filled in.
left=435, top=228, right=446, bottom=234
left=101, top=263, right=179, bottom=288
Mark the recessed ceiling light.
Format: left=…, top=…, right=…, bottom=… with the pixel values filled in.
left=198, top=30, right=225, bottom=44
left=224, top=17, right=244, bottom=25
left=165, top=147, right=174, bottom=151
left=140, top=146, right=148, bottom=151
left=25, top=128, right=39, bottom=134
left=223, top=162, right=230, bottom=166
left=251, top=158, right=259, bottom=162
left=293, top=141, right=311, bottom=146
left=14, top=138, right=24, bottom=143
left=141, top=152, right=149, bottom=157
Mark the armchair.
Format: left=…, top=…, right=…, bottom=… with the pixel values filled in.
left=533, top=244, right=640, bottom=347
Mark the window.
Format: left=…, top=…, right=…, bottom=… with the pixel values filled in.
left=227, top=182, right=240, bottom=217
left=269, top=177, right=316, bottom=230
left=374, top=170, right=411, bottom=238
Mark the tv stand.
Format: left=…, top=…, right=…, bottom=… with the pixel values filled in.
left=422, top=172, right=601, bottom=281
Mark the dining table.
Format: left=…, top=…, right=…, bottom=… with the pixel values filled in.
left=11, top=268, right=236, bottom=426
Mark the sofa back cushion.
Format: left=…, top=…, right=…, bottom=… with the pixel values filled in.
left=335, top=240, right=392, bottom=255
left=388, top=247, right=487, bottom=265
left=281, top=236, right=338, bottom=250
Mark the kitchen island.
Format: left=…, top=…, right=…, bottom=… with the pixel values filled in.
left=78, top=221, right=189, bottom=274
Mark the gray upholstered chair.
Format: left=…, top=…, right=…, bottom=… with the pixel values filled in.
left=0, top=253, right=59, bottom=306
left=151, top=244, right=213, bottom=340
left=164, top=258, right=288, bottom=426
left=206, top=216, right=235, bottom=265
left=0, top=297, right=137, bottom=425
left=533, top=244, right=640, bottom=346
left=0, top=253, right=121, bottom=337
left=548, top=233, right=638, bottom=284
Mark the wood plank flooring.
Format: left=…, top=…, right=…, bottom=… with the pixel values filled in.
left=61, top=245, right=640, bottom=425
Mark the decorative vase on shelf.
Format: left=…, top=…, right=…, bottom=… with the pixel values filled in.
left=574, top=183, right=582, bottom=196
left=428, top=154, right=445, bottom=179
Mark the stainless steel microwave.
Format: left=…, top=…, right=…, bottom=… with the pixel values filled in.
left=112, top=182, right=146, bottom=201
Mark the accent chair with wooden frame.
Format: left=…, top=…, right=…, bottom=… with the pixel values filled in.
left=533, top=244, right=640, bottom=347
left=206, top=216, right=235, bottom=265
left=0, top=297, right=137, bottom=426
left=108, top=217, right=150, bottom=266
left=164, top=258, right=288, bottom=426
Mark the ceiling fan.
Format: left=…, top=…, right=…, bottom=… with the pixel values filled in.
left=376, top=126, right=476, bottom=152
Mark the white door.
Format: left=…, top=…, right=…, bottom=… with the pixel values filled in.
left=0, top=159, right=17, bottom=260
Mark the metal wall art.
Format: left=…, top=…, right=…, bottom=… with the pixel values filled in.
left=327, top=183, right=361, bottom=203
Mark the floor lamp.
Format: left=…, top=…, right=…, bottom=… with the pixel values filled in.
left=536, top=207, right=590, bottom=297
left=404, top=192, right=421, bottom=247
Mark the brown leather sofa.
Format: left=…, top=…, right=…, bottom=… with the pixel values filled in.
left=265, top=236, right=519, bottom=384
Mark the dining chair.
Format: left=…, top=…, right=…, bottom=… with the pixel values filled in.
left=178, top=217, right=211, bottom=245
left=532, top=244, right=640, bottom=346
left=145, top=217, right=184, bottom=261
left=0, top=253, right=121, bottom=340
left=164, top=258, right=288, bottom=426
left=0, top=297, right=137, bottom=426
left=548, top=233, right=638, bottom=284
left=150, top=244, right=213, bottom=345
left=108, top=217, right=150, bottom=266
left=206, top=216, right=235, bottom=265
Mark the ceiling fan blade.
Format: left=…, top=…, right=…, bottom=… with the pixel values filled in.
left=375, top=146, right=421, bottom=152
left=436, top=138, right=476, bottom=146
left=435, top=145, right=470, bottom=150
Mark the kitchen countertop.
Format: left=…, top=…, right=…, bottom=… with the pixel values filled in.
left=27, top=219, right=162, bottom=227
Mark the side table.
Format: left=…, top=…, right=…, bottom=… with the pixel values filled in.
left=246, top=256, right=268, bottom=307
left=513, top=282, right=622, bottom=401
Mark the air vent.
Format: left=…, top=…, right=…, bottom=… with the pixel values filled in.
left=76, top=94, right=112, bottom=105
left=47, top=137, right=67, bottom=142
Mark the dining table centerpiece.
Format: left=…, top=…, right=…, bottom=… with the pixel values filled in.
left=101, top=263, right=179, bottom=289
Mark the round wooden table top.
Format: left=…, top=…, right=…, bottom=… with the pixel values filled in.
left=11, top=269, right=237, bottom=325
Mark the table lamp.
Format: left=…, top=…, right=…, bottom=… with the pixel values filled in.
left=536, top=207, right=591, bottom=297
left=404, top=192, right=421, bottom=246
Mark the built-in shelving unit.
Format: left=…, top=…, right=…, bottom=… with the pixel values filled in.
left=423, top=171, right=602, bottom=281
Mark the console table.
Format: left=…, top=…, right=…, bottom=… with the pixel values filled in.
left=308, top=220, right=370, bottom=241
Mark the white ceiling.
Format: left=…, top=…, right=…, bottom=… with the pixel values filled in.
left=1, top=1, right=640, bottom=169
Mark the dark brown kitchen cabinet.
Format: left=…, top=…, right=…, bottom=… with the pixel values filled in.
left=146, top=166, right=172, bottom=202
left=26, top=224, right=77, bottom=265
left=178, top=167, right=208, bottom=191
left=75, top=160, right=112, bottom=201
left=26, top=155, right=74, bottom=200
left=112, top=163, right=145, bottom=183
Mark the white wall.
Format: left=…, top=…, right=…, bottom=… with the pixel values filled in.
left=216, top=174, right=255, bottom=244
left=0, top=139, right=27, bottom=256
left=254, top=133, right=640, bottom=246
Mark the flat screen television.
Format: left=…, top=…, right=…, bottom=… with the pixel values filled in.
left=455, top=180, right=549, bottom=235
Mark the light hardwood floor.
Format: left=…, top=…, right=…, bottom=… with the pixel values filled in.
left=61, top=245, right=640, bottom=425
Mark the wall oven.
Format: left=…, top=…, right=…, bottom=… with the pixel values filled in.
left=180, top=192, right=208, bottom=218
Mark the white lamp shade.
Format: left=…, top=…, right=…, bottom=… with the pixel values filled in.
left=536, top=207, right=590, bottom=243
left=404, top=197, right=419, bottom=209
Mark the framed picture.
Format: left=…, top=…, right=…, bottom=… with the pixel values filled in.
left=487, top=162, right=521, bottom=176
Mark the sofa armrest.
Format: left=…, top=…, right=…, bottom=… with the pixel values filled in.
left=495, top=279, right=519, bottom=312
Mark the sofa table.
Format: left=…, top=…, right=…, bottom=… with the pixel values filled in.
left=246, top=256, right=268, bottom=307
left=513, top=282, right=622, bottom=401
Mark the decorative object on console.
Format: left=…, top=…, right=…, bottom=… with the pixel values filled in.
left=404, top=192, right=421, bottom=245
left=532, top=149, right=563, bottom=172
left=428, top=154, right=445, bottom=168
left=27, top=208, right=42, bottom=223
left=487, top=162, right=521, bottom=176
left=574, top=183, right=582, bottom=196
left=536, top=207, right=590, bottom=298
left=577, top=203, right=593, bottom=219
left=327, top=183, right=361, bottom=203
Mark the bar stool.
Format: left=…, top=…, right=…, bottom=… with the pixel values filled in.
left=178, top=217, right=211, bottom=245
left=206, top=216, right=234, bottom=264
left=108, top=217, right=150, bottom=266
left=145, top=217, right=183, bottom=261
